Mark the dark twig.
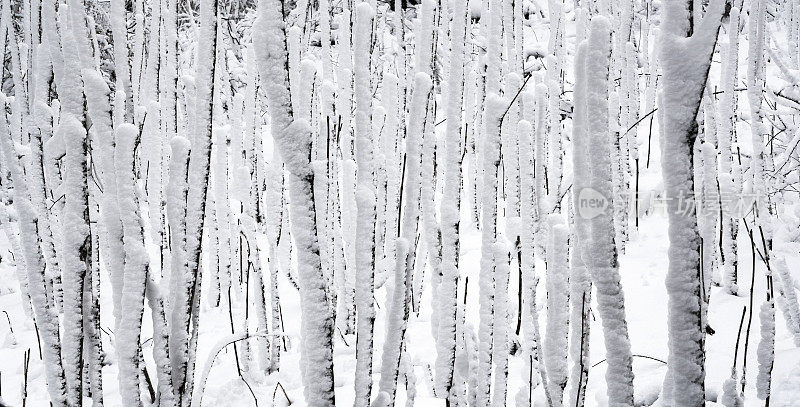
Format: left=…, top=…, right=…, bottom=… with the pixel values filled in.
left=22, top=349, right=30, bottom=407
left=499, top=72, right=534, bottom=125
left=591, top=354, right=667, bottom=368
left=1, top=311, right=12, bottom=334
left=622, top=108, right=657, bottom=136
left=272, top=381, right=292, bottom=405
left=733, top=306, right=747, bottom=371
left=741, top=226, right=757, bottom=392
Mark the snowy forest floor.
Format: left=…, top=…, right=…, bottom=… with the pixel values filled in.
left=2, top=206, right=800, bottom=406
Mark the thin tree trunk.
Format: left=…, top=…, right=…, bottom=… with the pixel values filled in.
left=170, top=0, right=217, bottom=403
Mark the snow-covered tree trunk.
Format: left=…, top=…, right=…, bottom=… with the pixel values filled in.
left=416, top=0, right=441, bottom=317
left=82, top=60, right=128, bottom=339
left=374, top=239, right=410, bottom=407
left=435, top=0, right=467, bottom=400
left=267, top=242, right=283, bottom=373
left=167, top=133, right=190, bottom=403
left=466, top=56, right=483, bottom=226
left=353, top=4, right=377, bottom=406
left=160, top=0, right=179, bottom=142
left=265, top=150, right=285, bottom=372
left=584, top=17, right=635, bottom=407
left=57, top=5, right=92, bottom=399
left=518, top=93, right=548, bottom=404
left=110, top=0, right=133, bottom=122
left=0, top=94, right=67, bottom=406
left=774, top=258, right=800, bottom=345
left=170, top=0, right=217, bottom=402
left=491, top=242, right=511, bottom=407
left=252, top=258, right=271, bottom=374
left=546, top=0, right=566, bottom=207
left=374, top=71, right=432, bottom=407
left=420, top=105, right=442, bottom=317
left=477, top=92, right=503, bottom=407
left=254, top=0, right=336, bottom=404
left=609, top=91, right=628, bottom=254
left=242, top=76, right=271, bottom=377
left=335, top=5, right=357, bottom=320
left=146, top=278, right=177, bottom=407
left=719, top=371, right=744, bottom=406
left=142, top=0, right=166, bottom=277
left=717, top=6, right=741, bottom=296
left=28, top=2, right=66, bottom=320
left=83, top=68, right=118, bottom=407
left=698, top=94, right=718, bottom=303
left=476, top=0, right=504, bottom=403
left=545, top=216, right=569, bottom=406
left=380, top=72, right=402, bottom=299
left=131, top=0, right=145, bottom=112
left=213, top=125, right=233, bottom=311
left=501, top=70, right=522, bottom=359
left=18, top=5, right=64, bottom=348
left=83, top=226, right=103, bottom=406
left=567, top=41, right=591, bottom=407
left=657, top=0, right=725, bottom=403
left=115, top=124, right=151, bottom=407
left=756, top=297, right=775, bottom=400
left=746, top=0, right=776, bottom=274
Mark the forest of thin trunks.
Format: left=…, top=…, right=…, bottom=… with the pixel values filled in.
left=0, top=0, right=800, bottom=405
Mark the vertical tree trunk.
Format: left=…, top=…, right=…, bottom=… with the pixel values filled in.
left=658, top=0, right=725, bottom=403
left=170, top=0, right=217, bottom=403
left=254, top=0, right=336, bottom=404
left=717, top=6, right=741, bottom=296
left=584, top=17, right=635, bottom=407
left=491, top=242, right=511, bottom=407
left=435, top=0, right=467, bottom=400
left=115, top=124, right=151, bottom=407
left=568, top=41, right=591, bottom=407
left=477, top=0, right=504, bottom=403
left=56, top=3, right=93, bottom=399
left=60, top=113, right=90, bottom=407
left=110, top=0, right=133, bottom=122
left=353, top=4, right=377, bottom=406
left=544, top=216, right=569, bottom=407
left=0, top=95, right=67, bottom=406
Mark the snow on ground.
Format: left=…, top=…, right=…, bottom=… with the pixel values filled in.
left=3, top=203, right=799, bottom=406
